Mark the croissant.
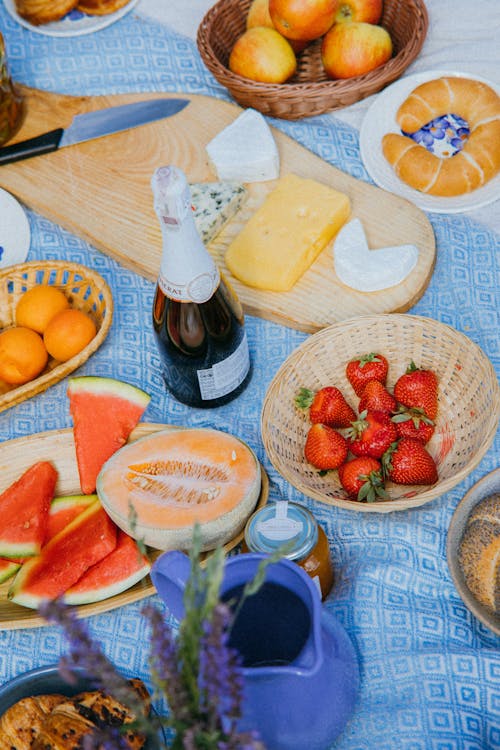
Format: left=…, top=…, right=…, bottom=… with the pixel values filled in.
left=14, top=0, right=77, bottom=25
left=0, top=694, right=66, bottom=750
left=382, top=77, right=500, bottom=196
left=76, top=0, right=131, bottom=15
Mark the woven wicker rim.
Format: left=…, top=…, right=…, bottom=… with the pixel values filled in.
left=197, top=0, right=429, bottom=118
left=261, top=314, right=500, bottom=513
left=0, top=260, right=113, bottom=413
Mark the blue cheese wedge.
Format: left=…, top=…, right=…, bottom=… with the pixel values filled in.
left=206, top=109, right=280, bottom=182
left=190, top=181, right=247, bottom=244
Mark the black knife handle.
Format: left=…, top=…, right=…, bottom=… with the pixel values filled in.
left=0, top=128, right=64, bottom=166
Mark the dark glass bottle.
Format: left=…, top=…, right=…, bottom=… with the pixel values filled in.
left=151, top=166, right=251, bottom=408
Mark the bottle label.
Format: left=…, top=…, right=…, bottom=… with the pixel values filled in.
left=158, top=266, right=220, bottom=303
left=197, top=332, right=250, bottom=400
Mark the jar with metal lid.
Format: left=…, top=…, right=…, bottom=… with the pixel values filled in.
left=0, top=33, right=24, bottom=148
left=243, top=501, right=334, bottom=600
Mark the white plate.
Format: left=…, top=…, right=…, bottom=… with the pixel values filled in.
left=3, top=0, right=138, bottom=37
left=360, top=70, right=500, bottom=214
left=0, top=188, right=31, bottom=268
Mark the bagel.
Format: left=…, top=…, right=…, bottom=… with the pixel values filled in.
left=382, top=77, right=500, bottom=196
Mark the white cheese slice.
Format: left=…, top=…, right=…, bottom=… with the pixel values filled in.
left=206, top=108, right=280, bottom=182
left=190, top=181, right=247, bottom=244
left=333, top=218, right=419, bottom=292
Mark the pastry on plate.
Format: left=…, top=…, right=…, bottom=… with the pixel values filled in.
left=14, top=0, right=77, bottom=25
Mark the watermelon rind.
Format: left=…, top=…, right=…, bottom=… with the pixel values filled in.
left=8, top=500, right=117, bottom=609
left=67, top=376, right=151, bottom=409
left=47, top=494, right=98, bottom=541
left=0, top=559, right=21, bottom=584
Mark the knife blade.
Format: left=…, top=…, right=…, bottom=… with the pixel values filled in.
left=0, top=97, right=190, bottom=166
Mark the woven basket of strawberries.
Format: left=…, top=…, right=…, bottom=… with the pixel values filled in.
left=261, top=314, right=500, bottom=512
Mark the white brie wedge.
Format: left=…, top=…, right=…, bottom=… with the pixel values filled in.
left=333, top=219, right=419, bottom=292
left=206, top=108, right=280, bottom=182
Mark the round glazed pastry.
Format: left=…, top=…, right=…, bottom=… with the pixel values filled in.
left=382, top=77, right=500, bottom=196
left=76, top=0, right=130, bottom=14
left=14, top=0, right=77, bottom=24
left=458, top=493, right=500, bottom=613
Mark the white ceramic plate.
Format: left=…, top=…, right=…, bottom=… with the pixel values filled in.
left=360, top=70, right=500, bottom=214
left=0, top=188, right=31, bottom=268
left=3, top=0, right=138, bottom=36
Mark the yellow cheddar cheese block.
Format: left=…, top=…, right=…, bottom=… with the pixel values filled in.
left=225, top=173, right=351, bottom=292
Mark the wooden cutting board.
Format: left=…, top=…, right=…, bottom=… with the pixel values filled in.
left=0, top=87, right=435, bottom=333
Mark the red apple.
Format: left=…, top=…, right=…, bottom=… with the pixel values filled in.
left=269, top=0, right=337, bottom=41
left=321, top=21, right=392, bottom=79
left=229, top=27, right=297, bottom=84
left=332, top=0, right=383, bottom=24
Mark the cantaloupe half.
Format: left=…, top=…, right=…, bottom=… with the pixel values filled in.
left=96, top=427, right=261, bottom=551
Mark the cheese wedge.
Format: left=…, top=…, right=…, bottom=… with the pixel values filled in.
left=190, top=181, right=247, bottom=244
left=206, top=108, right=280, bottom=182
left=225, top=173, right=350, bottom=292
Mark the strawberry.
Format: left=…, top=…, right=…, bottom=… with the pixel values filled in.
left=358, top=380, right=397, bottom=414
left=338, top=457, right=387, bottom=503
left=304, top=423, right=348, bottom=471
left=382, top=437, right=438, bottom=485
left=346, top=353, right=389, bottom=397
left=295, top=386, right=356, bottom=428
left=346, top=410, right=398, bottom=459
left=393, top=361, right=438, bottom=420
left=391, top=405, right=435, bottom=444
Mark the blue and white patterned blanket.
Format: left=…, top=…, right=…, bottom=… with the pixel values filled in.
left=0, top=6, right=499, bottom=749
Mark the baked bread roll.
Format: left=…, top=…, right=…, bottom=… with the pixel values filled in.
left=382, top=77, right=500, bottom=196
left=0, top=694, right=65, bottom=750
left=14, top=0, right=77, bottom=24
left=76, top=0, right=131, bottom=15
left=458, top=493, right=500, bottom=613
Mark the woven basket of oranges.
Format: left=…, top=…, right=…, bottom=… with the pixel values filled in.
left=0, top=261, right=113, bottom=413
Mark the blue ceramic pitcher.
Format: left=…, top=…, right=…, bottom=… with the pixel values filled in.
left=151, top=551, right=359, bottom=750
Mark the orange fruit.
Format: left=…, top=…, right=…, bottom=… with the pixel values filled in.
left=16, top=284, right=70, bottom=334
left=0, top=326, right=49, bottom=385
left=43, top=309, right=97, bottom=362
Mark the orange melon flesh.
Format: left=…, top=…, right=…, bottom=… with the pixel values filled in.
left=96, top=427, right=261, bottom=551
left=8, top=500, right=117, bottom=609
left=63, top=530, right=151, bottom=605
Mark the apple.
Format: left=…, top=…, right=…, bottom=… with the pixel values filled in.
left=321, top=21, right=392, bottom=79
left=229, top=27, right=297, bottom=84
left=331, top=0, right=382, bottom=24
left=246, top=0, right=309, bottom=52
left=269, top=0, right=337, bottom=41
left=246, top=0, right=274, bottom=29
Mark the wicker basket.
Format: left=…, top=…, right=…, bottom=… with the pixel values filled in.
left=0, top=261, right=113, bottom=413
left=197, top=0, right=429, bottom=119
left=261, top=314, right=500, bottom=512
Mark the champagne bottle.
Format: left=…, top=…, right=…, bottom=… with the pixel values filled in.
left=151, top=166, right=252, bottom=408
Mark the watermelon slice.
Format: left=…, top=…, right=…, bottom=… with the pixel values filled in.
left=67, top=377, right=151, bottom=495
left=0, top=461, right=57, bottom=559
left=8, top=500, right=117, bottom=609
left=46, top=494, right=98, bottom=542
left=63, top=530, right=151, bottom=605
left=0, top=558, right=20, bottom=584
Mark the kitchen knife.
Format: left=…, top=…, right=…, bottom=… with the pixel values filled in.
left=0, top=97, right=190, bottom=166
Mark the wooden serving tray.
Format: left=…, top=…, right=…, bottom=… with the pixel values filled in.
left=0, top=423, right=269, bottom=631
left=0, top=87, right=436, bottom=333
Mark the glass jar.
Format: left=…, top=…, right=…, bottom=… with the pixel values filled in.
left=243, top=501, right=334, bottom=600
left=0, top=33, right=24, bottom=148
